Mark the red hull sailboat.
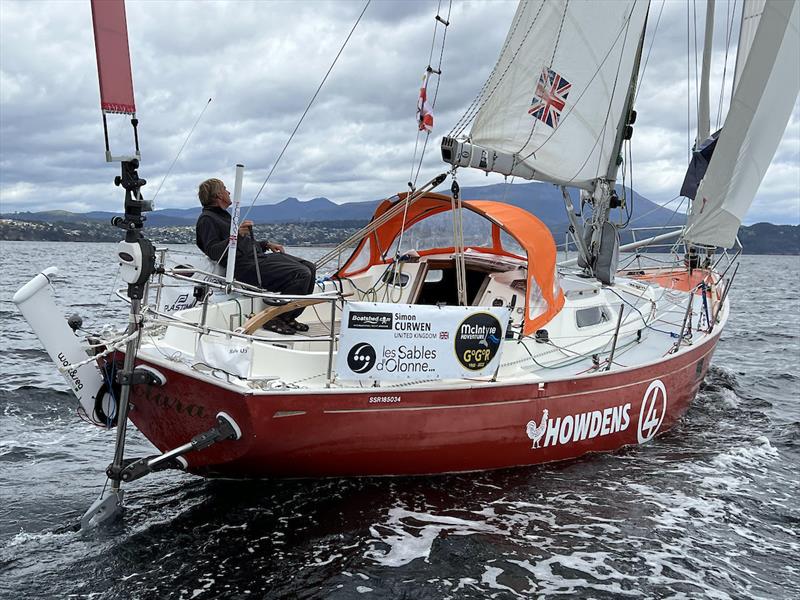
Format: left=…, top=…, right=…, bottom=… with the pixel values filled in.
left=12, top=0, right=797, bottom=529
left=127, top=314, right=722, bottom=478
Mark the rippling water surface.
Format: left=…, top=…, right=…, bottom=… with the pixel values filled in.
left=1, top=242, right=798, bottom=599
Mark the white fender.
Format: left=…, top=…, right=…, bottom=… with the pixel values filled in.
left=13, top=267, right=106, bottom=423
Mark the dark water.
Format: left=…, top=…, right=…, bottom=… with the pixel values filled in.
left=1, top=242, right=798, bottom=599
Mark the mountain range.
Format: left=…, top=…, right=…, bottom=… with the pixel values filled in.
left=2, top=181, right=683, bottom=232
left=2, top=181, right=797, bottom=253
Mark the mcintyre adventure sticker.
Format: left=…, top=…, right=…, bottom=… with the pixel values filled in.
left=454, top=312, right=502, bottom=371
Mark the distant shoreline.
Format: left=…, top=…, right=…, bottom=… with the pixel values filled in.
left=0, top=239, right=341, bottom=249
left=1, top=218, right=798, bottom=255
left=1, top=238, right=797, bottom=256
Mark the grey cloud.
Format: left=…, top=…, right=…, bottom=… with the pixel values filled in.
left=0, top=0, right=797, bottom=226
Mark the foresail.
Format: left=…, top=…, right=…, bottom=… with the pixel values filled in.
left=458, top=0, right=648, bottom=190
left=732, top=0, right=767, bottom=95
left=684, top=0, right=799, bottom=249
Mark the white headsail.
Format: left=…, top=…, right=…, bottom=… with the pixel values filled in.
left=732, top=0, right=767, bottom=94
left=684, top=0, right=799, bottom=248
left=697, top=0, right=715, bottom=144
left=445, top=0, right=649, bottom=190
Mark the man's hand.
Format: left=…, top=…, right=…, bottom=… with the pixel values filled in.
left=266, top=242, right=285, bottom=253
left=238, top=220, right=254, bottom=237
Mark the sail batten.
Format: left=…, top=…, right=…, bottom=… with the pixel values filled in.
left=684, top=0, right=799, bottom=248
left=453, top=0, right=649, bottom=189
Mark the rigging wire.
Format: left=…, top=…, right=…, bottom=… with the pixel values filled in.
left=634, top=0, right=666, bottom=103
left=592, top=2, right=636, bottom=181
left=619, top=139, right=634, bottom=228
left=628, top=194, right=682, bottom=225
left=409, top=0, right=453, bottom=188
left=395, top=1, right=452, bottom=293
left=693, top=0, right=701, bottom=141
left=715, top=0, right=738, bottom=130
left=241, top=0, right=371, bottom=222
left=686, top=0, right=692, bottom=163
left=151, top=98, right=212, bottom=204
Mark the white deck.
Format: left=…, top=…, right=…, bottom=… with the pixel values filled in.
left=136, top=254, right=727, bottom=395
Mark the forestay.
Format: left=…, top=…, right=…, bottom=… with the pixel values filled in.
left=684, top=0, right=799, bottom=248
left=464, top=0, right=648, bottom=190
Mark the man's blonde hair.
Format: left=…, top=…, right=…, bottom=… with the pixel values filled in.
left=198, top=178, right=225, bottom=208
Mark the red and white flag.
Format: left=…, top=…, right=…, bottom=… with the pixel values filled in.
left=417, top=71, right=434, bottom=132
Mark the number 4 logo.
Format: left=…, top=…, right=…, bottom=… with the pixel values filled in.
left=637, top=380, right=667, bottom=444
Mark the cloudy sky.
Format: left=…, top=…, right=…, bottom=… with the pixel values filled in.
left=0, top=0, right=797, bottom=224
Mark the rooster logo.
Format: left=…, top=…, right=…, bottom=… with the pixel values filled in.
left=525, top=409, right=549, bottom=449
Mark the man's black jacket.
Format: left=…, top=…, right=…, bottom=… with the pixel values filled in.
left=195, top=206, right=262, bottom=277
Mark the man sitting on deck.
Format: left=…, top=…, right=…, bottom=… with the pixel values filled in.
left=195, top=178, right=316, bottom=335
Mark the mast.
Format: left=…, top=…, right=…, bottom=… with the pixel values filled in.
left=605, top=6, right=649, bottom=183
left=582, top=4, right=648, bottom=285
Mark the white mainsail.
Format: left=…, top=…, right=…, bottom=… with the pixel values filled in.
left=461, top=0, right=649, bottom=190
left=684, top=0, right=799, bottom=248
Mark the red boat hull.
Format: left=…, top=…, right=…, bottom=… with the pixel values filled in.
left=124, top=328, right=720, bottom=478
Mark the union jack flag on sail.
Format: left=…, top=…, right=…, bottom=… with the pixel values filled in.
left=417, top=70, right=434, bottom=132
left=528, top=67, right=571, bottom=128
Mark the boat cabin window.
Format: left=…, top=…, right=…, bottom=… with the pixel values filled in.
left=347, top=237, right=372, bottom=273
left=424, top=269, right=444, bottom=283
left=382, top=269, right=410, bottom=287
left=575, top=306, right=610, bottom=328
left=385, top=209, right=493, bottom=257
left=529, top=278, right=547, bottom=319
left=499, top=230, right=525, bottom=259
